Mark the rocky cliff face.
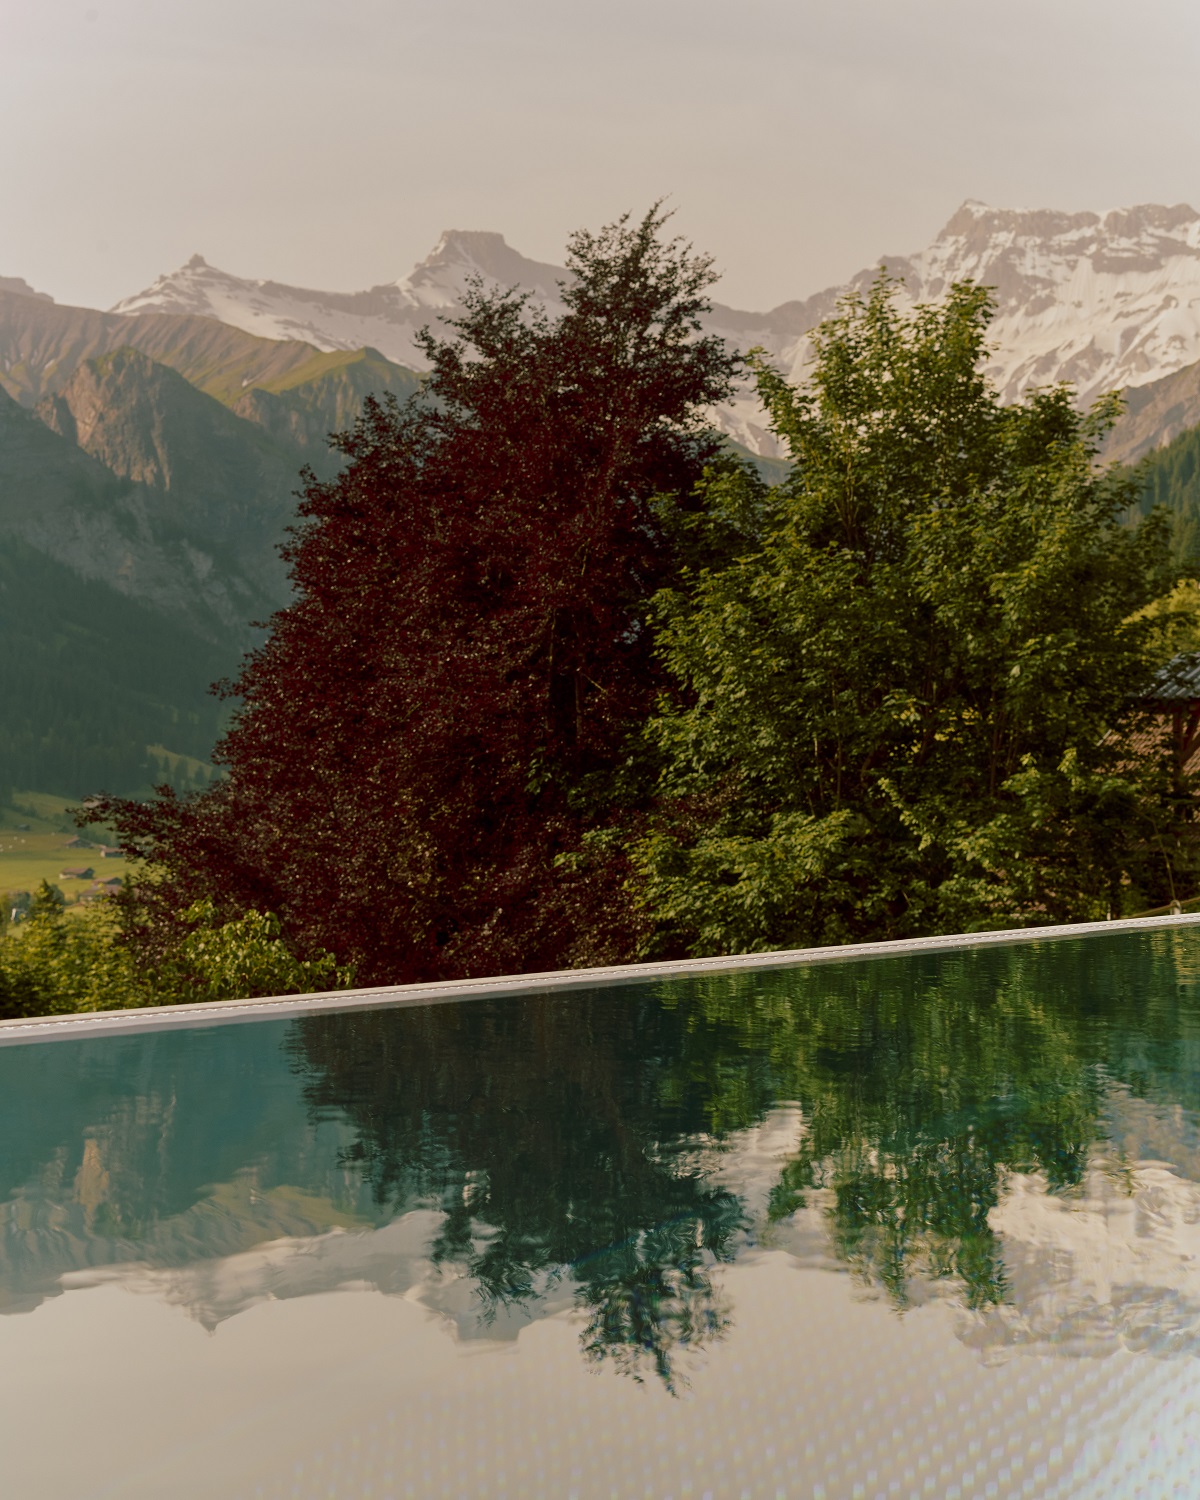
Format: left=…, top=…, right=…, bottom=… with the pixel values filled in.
left=0, top=383, right=269, bottom=645
left=0, top=295, right=423, bottom=622
left=1103, top=358, right=1200, bottom=466
left=33, top=348, right=302, bottom=603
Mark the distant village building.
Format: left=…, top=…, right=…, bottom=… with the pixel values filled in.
left=63, top=836, right=91, bottom=850
left=58, top=866, right=94, bottom=881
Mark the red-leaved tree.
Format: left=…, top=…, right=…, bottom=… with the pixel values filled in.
left=93, top=209, right=738, bottom=984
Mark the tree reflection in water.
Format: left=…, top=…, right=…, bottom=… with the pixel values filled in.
left=289, top=929, right=1200, bottom=1384
left=289, top=992, right=753, bottom=1391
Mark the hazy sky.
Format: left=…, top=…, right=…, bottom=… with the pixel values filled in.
left=6, top=0, right=1200, bottom=313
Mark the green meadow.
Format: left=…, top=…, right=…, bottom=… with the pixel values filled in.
left=0, top=792, right=125, bottom=913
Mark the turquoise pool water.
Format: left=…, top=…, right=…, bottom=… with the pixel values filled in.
left=4, top=928, right=1200, bottom=1497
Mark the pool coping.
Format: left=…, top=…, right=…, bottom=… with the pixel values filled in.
left=3, top=910, right=1200, bottom=1046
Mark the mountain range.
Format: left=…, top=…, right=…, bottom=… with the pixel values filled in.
left=106, top=202, right=1200, bottom=462
left=7, top=201, right=1200, bottom=799
left=0, top=288, right=422, bottom=799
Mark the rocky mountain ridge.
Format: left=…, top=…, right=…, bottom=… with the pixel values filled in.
left=110, top=233, right=568, bottom=370
left=0, top=287, right=420, bottom=426
left=105, top=202, right=1200, bottom=454
left=0, top=276, right=51, bottom=302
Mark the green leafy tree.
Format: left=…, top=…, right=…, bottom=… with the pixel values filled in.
left=156, top=898, right=351, bottom=1004
left=636, top=277, right=1178, bottom=954
left=0, top=883, right=144, bottom=1018
left=0, top=882, right=346, bottom=1019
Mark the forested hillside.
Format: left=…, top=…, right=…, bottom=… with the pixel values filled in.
left=1129, top=423, right=1200, bottom=565
left=0, top=536, right=231, bottom=798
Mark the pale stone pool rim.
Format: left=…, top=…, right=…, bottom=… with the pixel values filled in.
left=4, top=910, right=1200, bottom=1046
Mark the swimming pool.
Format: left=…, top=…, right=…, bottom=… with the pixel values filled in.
left=4, top=920, right=1200, bottom=1498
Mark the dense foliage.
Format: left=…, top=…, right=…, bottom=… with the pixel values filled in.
left=0, top=881, right=142, bottom=1016
left=0, top=537, right=230, bottom=800
left=0, top=881, right=345, bottom=1020
left=635, top=279, right=1180, bottom=952
left=63, top=225, right=1192, bottom=1008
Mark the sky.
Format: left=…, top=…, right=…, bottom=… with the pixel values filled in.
left=6, top=0, right=1200, bottom=313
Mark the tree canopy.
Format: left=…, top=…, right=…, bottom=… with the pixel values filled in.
left=79, top=244, right=1194, bottom=998
left=93, top=208, right=738, bottom=984
left=634, top=277, right=1179, bottom=954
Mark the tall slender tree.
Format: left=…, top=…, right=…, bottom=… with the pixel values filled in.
left=95, top=209, right=738, bottom=984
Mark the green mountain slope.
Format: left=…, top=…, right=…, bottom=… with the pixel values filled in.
left=0, top=296, right=429, bottom=799
left=1126, top=422, right=1200, bottom=565
left=0, top=535, right=234, bottom=799
left=0, top=380, right=279, bottom=794
left=231, top=346, right=421, bottom=470
left=0, top=385, right=271, bottom=644
left=0, top=291, right=421, bottom=453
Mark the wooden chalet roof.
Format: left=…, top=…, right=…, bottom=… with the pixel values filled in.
left=1130, top=652, right=1200, bottom=779
left=1141, top=651, right=1200, bottom=703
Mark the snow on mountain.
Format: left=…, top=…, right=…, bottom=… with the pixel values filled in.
left=110, top=234, right=567, bottom=369
left=110, top=203, right=1200, bottom=455
left=708, top=200, right=1200, bottom=452
left=844, top=200, right=1200, bottom=406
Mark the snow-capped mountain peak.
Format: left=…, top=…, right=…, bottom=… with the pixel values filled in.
left=104, top=202, right=1200, bottom=454
left=724, top=199, right=1200, bottom=416
left=408, top=228, right=560, bottom=286
left=108, top=233, right=568, bottom=365
left=388, top=229, right=566, bottom=314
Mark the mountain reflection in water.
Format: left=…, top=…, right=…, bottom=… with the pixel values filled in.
left=3, top=928, right=1200, bottom=1392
